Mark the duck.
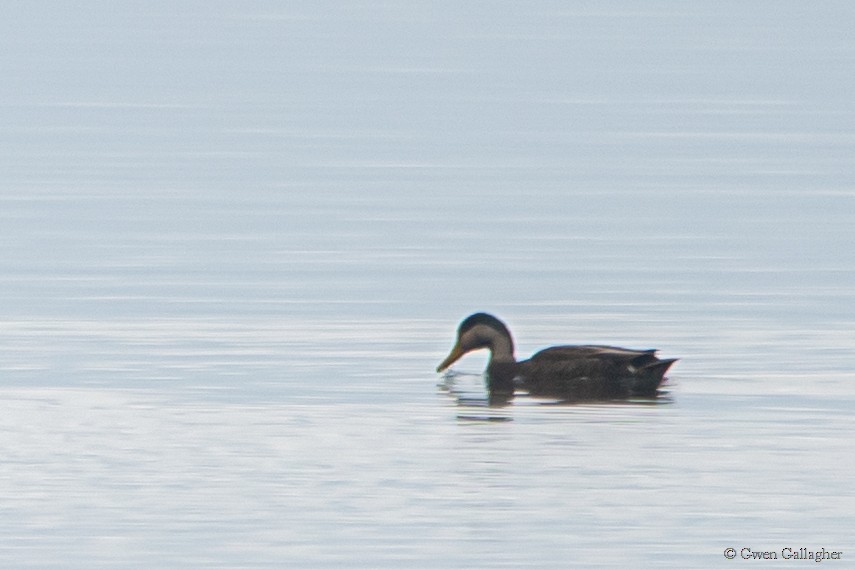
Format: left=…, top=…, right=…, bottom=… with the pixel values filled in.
left=437, top=313, right=677, bottom=405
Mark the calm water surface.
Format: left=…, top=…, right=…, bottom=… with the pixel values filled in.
left=1, top=2, right=854, bottom=568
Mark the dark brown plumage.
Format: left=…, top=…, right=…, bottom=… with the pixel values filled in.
left=437, top=313, right=677, bottom=405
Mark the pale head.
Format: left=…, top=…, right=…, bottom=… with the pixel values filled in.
left=436, top=313, right=516, bottom=372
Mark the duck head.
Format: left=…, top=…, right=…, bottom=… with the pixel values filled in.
left=436, top=313, right=516, bottom=372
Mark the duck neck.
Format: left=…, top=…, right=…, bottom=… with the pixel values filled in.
left=487, top=335, right=516, bottom=365
left=485, top=338, right=517, bottom=405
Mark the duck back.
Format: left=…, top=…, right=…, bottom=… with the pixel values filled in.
left=519, top=345, right=676, bottom=401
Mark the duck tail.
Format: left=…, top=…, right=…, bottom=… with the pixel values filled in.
left=631, top=358, right=678, bottom=396
left=643, top=357, right=678, bottom=377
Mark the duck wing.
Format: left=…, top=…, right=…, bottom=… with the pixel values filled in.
left=521, top=345, right=676, bottom=400
left=530, top=345, right=660, bottom=367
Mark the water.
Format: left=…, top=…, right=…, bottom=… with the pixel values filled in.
left=2, top=2, right=854, bottom=568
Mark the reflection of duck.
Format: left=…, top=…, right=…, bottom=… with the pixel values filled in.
left=437, top=313, right=677, bottom=405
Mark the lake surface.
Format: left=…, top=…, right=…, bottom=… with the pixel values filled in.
left=1, top=2, right=854, bottom=568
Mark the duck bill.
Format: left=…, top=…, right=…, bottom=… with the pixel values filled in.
left=437, top=342, right=466, bottom=372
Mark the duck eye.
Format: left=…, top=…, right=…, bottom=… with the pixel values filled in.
left=472, top=332, right=493, bottom=348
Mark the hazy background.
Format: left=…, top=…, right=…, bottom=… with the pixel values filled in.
left=1, top=2, right=853, bottom=568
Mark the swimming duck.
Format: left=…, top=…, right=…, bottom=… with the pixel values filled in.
left=437, top=313, right=677, bottom=405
